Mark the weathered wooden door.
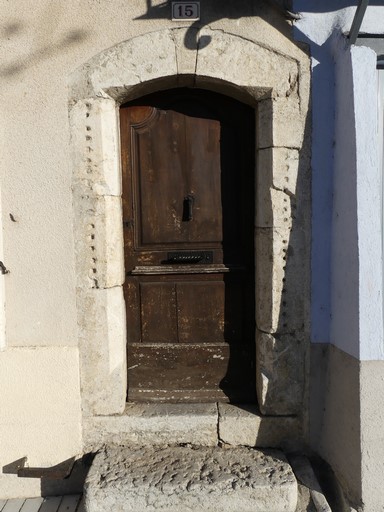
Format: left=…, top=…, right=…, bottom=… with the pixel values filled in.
left=121, top=88, right=255, bottom=403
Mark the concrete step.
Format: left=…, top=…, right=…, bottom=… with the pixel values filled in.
left=84, top=445, right=298, bottom=512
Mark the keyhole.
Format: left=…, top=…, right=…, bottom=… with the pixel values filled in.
left=182, top=195, right=194, bottom=221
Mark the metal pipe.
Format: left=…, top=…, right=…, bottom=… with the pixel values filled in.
left=349, top=0, right=370, bottom=44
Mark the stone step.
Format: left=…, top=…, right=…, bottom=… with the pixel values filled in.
left=83, top=403, right=300, bottom=451
left=84, top=445, right=298, bottom=512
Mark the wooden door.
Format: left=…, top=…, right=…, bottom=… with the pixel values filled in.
left=121, top=88, right=255, bottom=403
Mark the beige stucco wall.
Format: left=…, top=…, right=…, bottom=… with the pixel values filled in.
left=0, top=0, right=310, bottom=498
left=0, top=347, right=81, bottom=497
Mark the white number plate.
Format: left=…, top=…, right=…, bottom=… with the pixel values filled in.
left=172, top=2, right=200, bottom=21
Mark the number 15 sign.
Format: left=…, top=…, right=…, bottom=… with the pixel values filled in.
left=172, top=2, right=200, bottom=21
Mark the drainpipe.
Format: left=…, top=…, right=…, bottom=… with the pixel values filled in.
left=349, top=0, right=370, bottom=44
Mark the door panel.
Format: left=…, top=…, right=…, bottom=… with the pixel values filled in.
left=133, top=110, right=222, bottom=247
left=140, top=282, right=178, bottom=344
left=177, top=281, right=225, bottom=343
left=128, top=344, right=255, bottom=403
left=121, top=88, right=255, bottom=403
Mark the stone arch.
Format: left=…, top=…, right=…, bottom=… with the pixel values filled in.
left=69, top=27, right=310, bottom=426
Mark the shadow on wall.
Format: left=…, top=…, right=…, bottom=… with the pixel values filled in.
left=0, top=0, right=298, bottom=78
left=136, top=0, right=296, bottom=49
left=2, top=453, right=95, bottom=497
left=0, top=0, right=90, bottom=79
left=39, top=454, right=95, bottom=497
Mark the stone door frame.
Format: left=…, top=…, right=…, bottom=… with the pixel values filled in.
left=69, top=28, right=311, bottom=424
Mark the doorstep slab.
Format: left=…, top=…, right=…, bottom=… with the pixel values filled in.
left=218, top=404, right=300, bottom=448
left=84, top=445, right=298, bottom=512
left=83, top=403, right=218, bottom=450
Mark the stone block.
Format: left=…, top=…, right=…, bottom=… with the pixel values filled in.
left=74, top=195, right=124, bottom=290
left=84, top=445, right=297, bottom=512
left=173, top=28, right=198, bottom=78
left=256, top=148, right=301, bottom=229
left=258, top=148, right=299, bottom=198
left=196, top=29, right=299, bottom=99
left=70, top=98, right=121, bottom=197
left=78, top=287, right=127, bottom=416
left=70, top=30, right=178, bottom=100
left=256, top=227, right=288, bottom=333
left=256, top=226, right=307, bottom=334
left=97, top=195, right=125, bottom=289
left=83, top=403, right=218, bottom=451
left=256, top=330, right=305, bottom=415
left=256, top=186, right=292, bottom=229
left=257, top=97, right=305, bottom=149
left=218, top=404, right=300, bottom=448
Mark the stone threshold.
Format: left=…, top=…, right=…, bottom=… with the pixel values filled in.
left=83, top=403, right=300, bottom=451
left=84, top=444, right=298, bottom=512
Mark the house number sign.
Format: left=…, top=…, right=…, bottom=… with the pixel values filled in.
left=172, top=2, right=200, bottom=21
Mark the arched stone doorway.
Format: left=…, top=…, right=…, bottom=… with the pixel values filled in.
left=68, top=27, right=311, bottom=445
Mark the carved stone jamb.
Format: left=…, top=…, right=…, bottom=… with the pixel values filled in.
left=68, top=27, right=311, bottom=423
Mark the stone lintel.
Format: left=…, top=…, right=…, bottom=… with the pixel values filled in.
left=196, top=28, right=299, bottom=100
left=69, top=30, right=178, bottom=101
